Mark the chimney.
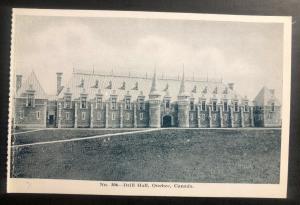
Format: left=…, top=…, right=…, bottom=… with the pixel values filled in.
left=16, top=75, right=22, bottom=91
left=228, top=83, right=234, bottom=90
left=56, top=72, right=63, bottom=95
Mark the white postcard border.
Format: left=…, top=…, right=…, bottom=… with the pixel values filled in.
left=7, top=8, right=292, bottom=198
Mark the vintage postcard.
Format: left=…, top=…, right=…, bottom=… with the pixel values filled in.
left=7, top=9, right=291, bottom=198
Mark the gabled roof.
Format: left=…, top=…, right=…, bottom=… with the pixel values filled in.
left=16, top=71, right=47, bottom=99
left=254, top=86, right=281, bottom=106
left=58, top=71, right=245, bottom=104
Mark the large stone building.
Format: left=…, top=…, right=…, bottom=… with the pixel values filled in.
left=13, top=70, right=282, bottom=128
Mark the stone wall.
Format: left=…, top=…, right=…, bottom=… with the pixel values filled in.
left=14, top=98, right=47, bottom=128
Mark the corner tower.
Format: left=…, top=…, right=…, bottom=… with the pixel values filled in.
left=148, top=71, right=161, bottom=128
left=177, top=71, right=190, bottom=128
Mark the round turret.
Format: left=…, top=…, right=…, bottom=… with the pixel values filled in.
left=148, top=71, right=161, bottom=128
left=177, top=71, right=190, bottom=128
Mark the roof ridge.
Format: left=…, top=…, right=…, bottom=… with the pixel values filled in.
left=73, top=71, right=223, bottom=83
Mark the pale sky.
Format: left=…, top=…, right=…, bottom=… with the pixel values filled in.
left=13, top=15, right=284, bottom=100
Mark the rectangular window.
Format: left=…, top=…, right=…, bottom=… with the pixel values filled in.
left=112, top=112, right=115, bottom=120
left=271, top=102, right=275, bottom=112
left=234, top=101, right=239, bottom=112
left=111, top=97, right=117, bottom=110
left=223, top=101, right=228, bottom=112
left=125, top=98, right=131, bottom=110
left=268, top=113, right=272, bottom=119
left=190, top=100, right=194, bottom=110
left=97, top=112, right=101, bottom=120
left=19, top=111, right=24, bottom=119
left=126, top=113, right=130, bottom=120
left=138, top=98, right=145, bottom=110
left=82, top=112, right=86, bottom=120
left=27, top=94, right=35, bottom=107
left=140, top=112, right=144, bottom=120
left=212, top=101, right=217, bottom=111
left=244, top=101, right=249, bottom=112
left=201, top=101, right=206, bottom=111
left=64, top=96, right=72, bottom=109
left=66, top=112, right=70, bottom=120
left=96, top=97, right=102, bottom=109
left=80, top=97, right=87, bottom=109
left=190, top=113, right=194, bottom=120
left=165, top=100, right=170, bottom=109
left=36, top=111, right=40, bottom=119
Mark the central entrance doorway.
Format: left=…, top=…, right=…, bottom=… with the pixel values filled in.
left=162, top=115, right=172, bottom=127
left=47, top=115, right=55, bottom=128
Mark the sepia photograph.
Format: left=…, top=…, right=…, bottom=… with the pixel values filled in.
left=7, top=9, right=291, bottom=198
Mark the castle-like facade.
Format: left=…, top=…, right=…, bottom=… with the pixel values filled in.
left=13, top=70, right=282, bottom=128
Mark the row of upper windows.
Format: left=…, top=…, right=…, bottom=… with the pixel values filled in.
left=63, top=97, right=145, bottom=110
left=62, top=99, right=272, bottom=113
left=195, top=101, right=249, bottom=112
left=66, top=112, right=144, bottom=121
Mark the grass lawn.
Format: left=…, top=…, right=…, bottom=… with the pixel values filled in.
left=12, top=129, right=141, bottom=145
left=11, top=128, right=281, bottom=184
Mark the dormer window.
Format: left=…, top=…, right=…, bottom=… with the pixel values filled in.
left=201, top=100, right=206, bottom=111
left=165, top=99, right=170, bottom=109
left=212, top=101, right=217, bottom=111
left=234, top=101, right=239, bottom=112
left=190, top=100, right=195, bottom=111
left=271, top=102, right=275, bottom=112
left=244, top=101, right=249, bottom=112
left=26, top=94, right=35, bottom=107
left=125, top=98, right=131, bottom=110
left=80, top=96, right=87, bottom=109
left=96, top=97, right=102, bottom=109
left=223, top=101, right=228, bottom=112
left=64, top=95, right=72, bottom=109
left=111, top=97, right=117, bottom=110
left=138, top=98, right=145, bottom=110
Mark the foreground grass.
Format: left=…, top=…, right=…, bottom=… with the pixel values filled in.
left=11, top=129, right=281, bottom=183
left=12, top=129, right=142, bottom=145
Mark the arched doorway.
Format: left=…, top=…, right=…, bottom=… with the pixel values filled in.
left=162, top=115, right=172, bottom=127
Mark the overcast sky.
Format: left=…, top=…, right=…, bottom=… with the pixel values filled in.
left=13, top=15, right=284, bottom=100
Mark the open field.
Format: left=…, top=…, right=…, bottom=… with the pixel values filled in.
left=11, top=128, right=281, bottom=183
left=12, top=128, right=141, bottom=145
